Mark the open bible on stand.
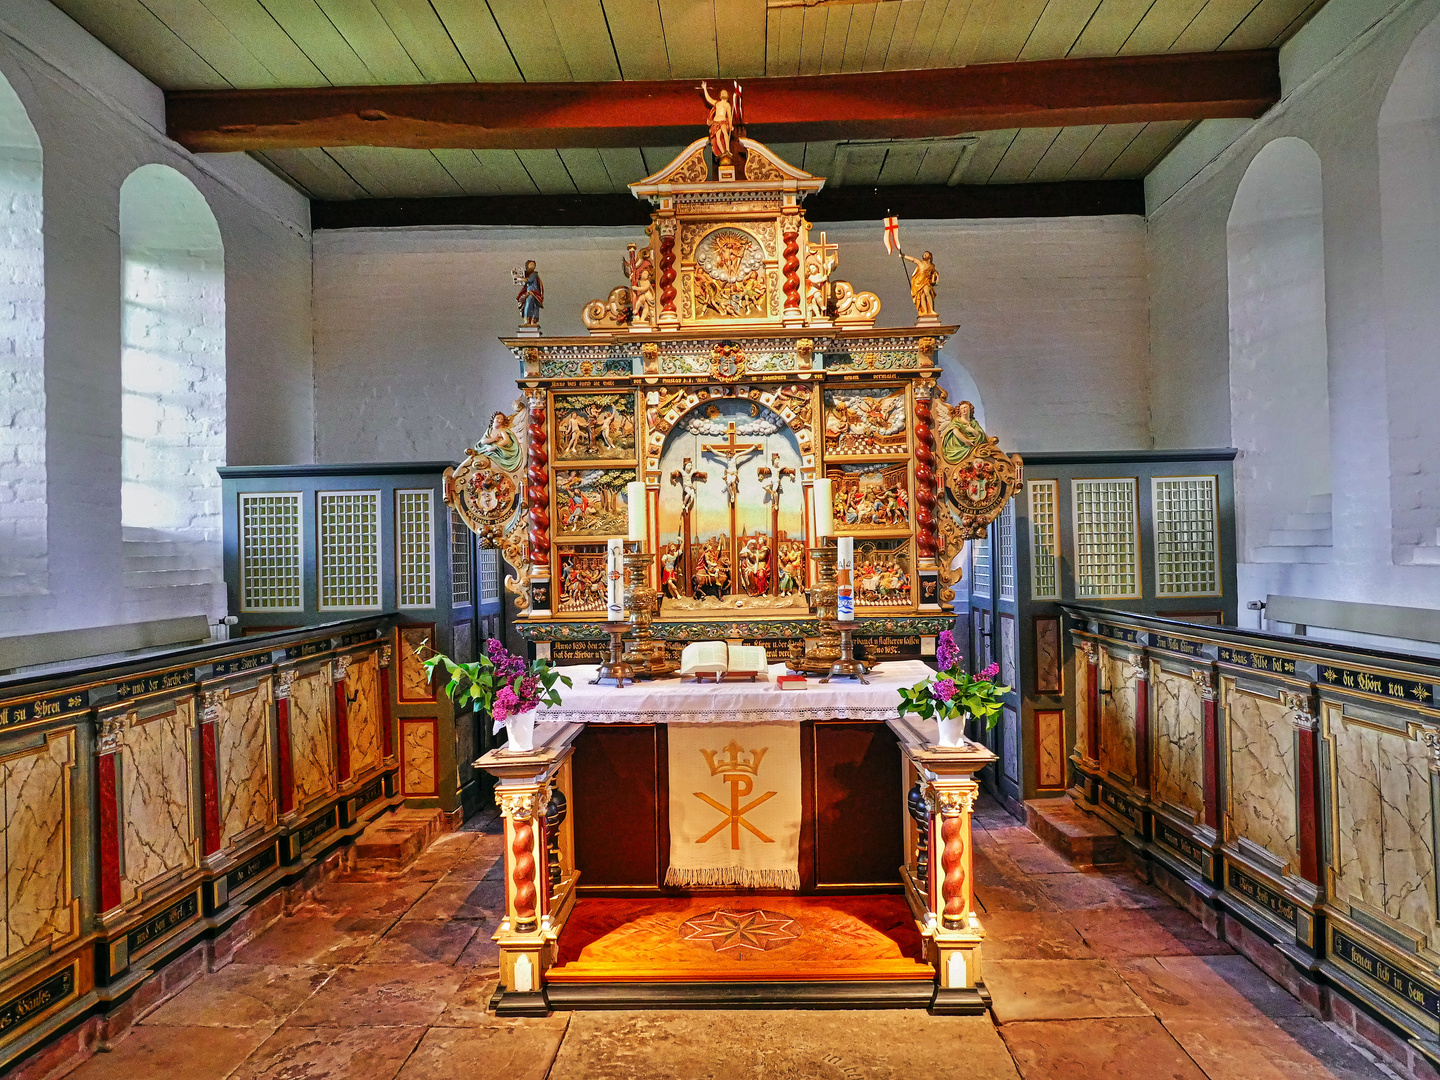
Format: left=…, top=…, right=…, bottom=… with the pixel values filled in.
left=679, top=641, right=769, bottom=682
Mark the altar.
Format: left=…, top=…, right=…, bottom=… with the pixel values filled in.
left=447, top=91, right=1021, bottom=1016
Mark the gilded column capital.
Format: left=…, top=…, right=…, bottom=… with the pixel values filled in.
left=377, top=645, right=393, bottom=670
left=275, top=669, right=297, bottom=700
left=1077, top=639, right=1098, bottom=664
left=98, top=712, right=130, bottom=754
left=333, top=655, right=350, bottom=682
left=1280, top=689, right=1317, bottom=731
left=1422, top=729, right=1440, bottom=775
left=933, top=784, right=978, bottom=817
left=201, top=688, right=229, bottom=723
left=1189, top=668, right=1217, bottom=702
left=497, top=788, right=545, bottom=821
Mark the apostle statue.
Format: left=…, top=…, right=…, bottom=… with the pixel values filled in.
left=515, top=260, right=544, bottom=326
left=700, top=80, right=738, bottom=164
left=901, top=250, right=938, bottom=320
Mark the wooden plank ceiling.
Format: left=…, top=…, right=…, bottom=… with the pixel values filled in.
left=53, top=0, right=1327, bottom=200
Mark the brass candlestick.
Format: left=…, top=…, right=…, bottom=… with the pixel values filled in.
left=787, top=539, right=843, bottom=676
left=590, top=620, right=636, bottom=686
left=821, top=620, right=870, bottom=684
left=621, top=544, right=679, bottom=678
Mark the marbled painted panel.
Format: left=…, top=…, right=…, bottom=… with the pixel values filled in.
left=289, top=672, right=336, bottom=811
left=1002, top=706, right=1019, bottom=784
left=121, top=702, right=197, bottom=905
left=1329, top=707, right=1439, bottom=952
left=398, top=626, right=434, bottom=702
left=1000, top=614, right=1017, bottom=691
left=1035, top=617, right=1061, bottom=695
left=402, top=720, right=437, bottom=797
left=1152, top=668, right=1204, bottom=820
left=1036, top=710, right=1065, bottom=788
left=1225, top=684, right=1296, bottom=871
left=1074, top=656, right=1089, bottom=760
left=218, top=683, right=275, bottom=849
left=4, top=732, right=73, bottom=959
left=1100, top=651, right=1138, bottom=783
left=347, top=655, right=383, bottom=779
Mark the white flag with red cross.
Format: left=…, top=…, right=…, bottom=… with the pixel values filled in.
left=882, top=216, right=900, bottom=255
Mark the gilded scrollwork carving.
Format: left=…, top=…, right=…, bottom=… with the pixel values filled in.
left=497, top=788, right=545, bottom=820
left=1189, top=668, right=1216, bottom=702
left=201, top=688, right=229, bottom=723
left=934, top=784, right=978, bottom=817
left=1279, top=689, right=1317, bottom=731
left=1421, top=729, right=1440, bottom=774
left=446, top=399, right=528, bottom=551
left=275, top=669, right=297, bottom=700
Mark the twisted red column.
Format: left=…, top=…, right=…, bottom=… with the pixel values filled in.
left=782, top=230, right=800, bottom=312
left=659, top=232, right=676, bottom=313
left=511, top=816, right=537, bottom=932
left=527, top=402, right=550, bottom=568
left=914, top=394, right=938, bottom=558
left=941, top=809, right=967, bottom=929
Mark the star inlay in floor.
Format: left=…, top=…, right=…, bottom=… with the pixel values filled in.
left=678, top=909, right=801, bottom=954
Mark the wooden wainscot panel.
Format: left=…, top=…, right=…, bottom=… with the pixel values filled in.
left=1222, top=678, right=1298, bottom=874
left=297, top=807, right=339, bottom=852
left=1323, top=701, right=1439, bottom=957
left=1072, top=640, right=1091, bottom=763
left=571, top=724, right=663, bottom=889
left=1099, top=648, right=1139, bottom=785
left=119, top=701, right=200, bottom=907
left=125, top=889, right=201, bottom=965
left=400, top=718, right=439, bottom=797
left=1329, top=923, right=1440, bottom=1032
left=812, top=721, right=902, bottom=888
left=215, top=679, right=277, bottom=853
left=0, top=958, right=83, bottom=1048
left=1227, top=861, right=1300, bottom=932
left=398, top=625, right=437, bottom=703
left=1034, top=617, right=1062, bottom=696
left=1035, top=710, right=1066, bottom=790
left=0, top=729, right=79, bottom=965
left=1154, top=818, right=1207, bottom=873
left=1150, top=664, right=1205, bottom=823
left=288, top=667, right=337, bottom=813
left=345, top=652, right=384, bottom=780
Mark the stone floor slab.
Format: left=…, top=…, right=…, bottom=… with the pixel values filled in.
left=233, top=916, right=389, bottom=967
left=1033, top=869, right=1171, bottom=910
left=974, top=911, right=1098, bottom=961
left=455, top=928, right=500, bottom=968
left=547, top=1010, right=1021, bottom=1080
left=1005, top=843, right=1083, bottom=875
left=986, top=959, right=1152, bottom=1023
left=66, top=1025, right=273, bottom=1080
left=403, top=879, right=503, bottom=921
left=1118, top=955, right=1307, bottom=1021
left=1165, top=1016, right=1391, bottom=1080
left=395, top=1019, right=570, bottom=1080
left=435, top=971, right=501, bottom=1026
left=1000, top=1016, right=1207, bottom=1079
left=140, top=964, right=333, bottom=1028
left=305, top=880, right=431, bottom=920
left=361, top=918, right=478, bottom=964
left=1180, top=955, right=1310, bottom=1017
left=284, top=963, right=466, bottom=1027
left=1067, top=907, right=1234, bottom=958
left=230, top=1023, right=425, bottom=1080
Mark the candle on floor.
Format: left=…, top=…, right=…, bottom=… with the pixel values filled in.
left=836, top=535, right=854, bottom=621
left=813, top=478, right=834, bottom=537
left=627, top=481, right=647, bottom=543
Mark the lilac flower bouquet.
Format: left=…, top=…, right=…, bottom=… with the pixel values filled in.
left=896, top=629, right=1011, bottom=746
left=422, top=638, right=571, bottom=752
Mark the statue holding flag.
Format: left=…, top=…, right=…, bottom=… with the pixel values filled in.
left=882, top=216, right=939, bottom=322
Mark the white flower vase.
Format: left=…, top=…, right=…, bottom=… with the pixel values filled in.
left=937, top=712, right=970, bottom=748
left=505, top=710, right=537, bottom=753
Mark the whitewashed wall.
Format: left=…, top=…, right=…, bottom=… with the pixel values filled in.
left=0, top=0, right=313, bottom=637
left=312, top=215, right=1150, bottom=463
left=1148, top=0, right=1440, bottom=618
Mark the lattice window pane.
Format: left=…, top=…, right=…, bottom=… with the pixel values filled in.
left=1028, top=480, right=1060, bottom=600
left=396, top=489, right=434, bottom=609
left=971, top=533, right=991, bottom=599
left=1072, top=478, right=1141, bottom=599
left=318, top=490, right=381, bottom=610
left=1153, top=475, right=1221, bottom=597
left=479, top=548, right=499, bottom=604
left=998, top=501, right=1016, bottom=602
left=239, top=492, right=302, bottom=611
left=450, top=508, right=474, bottom=606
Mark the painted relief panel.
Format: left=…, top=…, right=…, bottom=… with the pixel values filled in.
left=398, top=625, right=435, bottom=703
left=691, top=227, right=768, bottom=320
left=1035, top=617, right=1062, bottom=696
left=553, top=393, right=636, bottom=463
left=852, top=538, right=913, bottom=609
left=1036, top=711, right=1066, bottom=789
left=1099, top=650, right=1138, bottom=784
left=1328, top=705, right=1439, bottom=953
left=2, top=731, right=75, bottom=959
left=1151, top=667, right=1204, bottom=821
left=217, top=683, right=275, bottom=849
left=1225, top=682, right=1297, bottom=870
left=120, top=702, right=198, bottom=905
left=347, top=655, right=383, bottom=780
left=289, top=672, right=337, bottom=812
left=555, top=468, right=638, bottom=537
left=557, top=545, right=607, bottom=613
left=402, top=719, right=438, bottom=797
left=1074, top=651, right=1089, bottom=760
left=822, top=387, right=908, bottom=456
left=826, top=461, right=911, bottom=533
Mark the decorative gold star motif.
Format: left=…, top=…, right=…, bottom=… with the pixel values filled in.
left=678, top=909, right=800, bottom=954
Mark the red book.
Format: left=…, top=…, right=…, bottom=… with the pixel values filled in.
left=776, top=675, right=808, bottom=690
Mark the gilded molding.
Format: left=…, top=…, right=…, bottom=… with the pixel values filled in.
left=497, top=789, right=544, bottom=821
left=934, top=785, right=978, bottom=816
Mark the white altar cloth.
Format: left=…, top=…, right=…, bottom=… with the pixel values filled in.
left=533, top=659, right=935, bottom=725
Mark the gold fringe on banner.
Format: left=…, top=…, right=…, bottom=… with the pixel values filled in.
left=663, top=866, right=802, bottom=891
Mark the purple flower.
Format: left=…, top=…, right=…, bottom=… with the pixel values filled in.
left=932, top=678, right=957, bottom=703
left=492, top=683, right=520, bottom=723
left=978, top=662, right=1000, bottom=681
left=486, top=638, right=525, bottom=682
left=936, top=630, right=960, bottom=672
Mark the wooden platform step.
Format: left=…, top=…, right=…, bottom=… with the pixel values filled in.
left=351, top=807, right=445, bottom=870
left=1024, top=795, right=1126, bottom=867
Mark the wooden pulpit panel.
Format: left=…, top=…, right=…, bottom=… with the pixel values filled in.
left=812, top=721, right=903, bottom=889
left=571, top=723, right=667, bottom=888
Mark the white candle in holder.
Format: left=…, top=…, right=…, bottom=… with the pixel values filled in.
left=836, top=535, right=855, bottom=621
left=606, top=538, right=624, bottom=619
left=813, top=478, right=834, bottom=537
left=627, top=481, right=647, bottom=543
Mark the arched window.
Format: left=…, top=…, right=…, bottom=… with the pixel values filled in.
left=119, top=165, right=225, bottom=595
left=0, top=68, right=44, bottom=597
left=1380, top=12, right=1440, bottom=561
left=1227, top=137, right=1332, bottom=565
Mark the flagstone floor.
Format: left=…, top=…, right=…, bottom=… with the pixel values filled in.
left=58, top=798, right=1404, bottom=1080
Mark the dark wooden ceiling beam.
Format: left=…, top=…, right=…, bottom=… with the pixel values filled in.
left=170, top=51, right=1278, bottom=153
left=310, top=180, right=1144, bottom=230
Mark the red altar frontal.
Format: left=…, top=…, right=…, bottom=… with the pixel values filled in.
left=448, top=100, right=1020, bottom=1014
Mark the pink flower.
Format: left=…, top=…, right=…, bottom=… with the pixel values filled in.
left=936, top=630, right=961, bottom=672
left=932, top=678, right=957, bottom=703
left=979, top=662, right=1000, bottom=681
left=492, top=683, right=520, bottom=723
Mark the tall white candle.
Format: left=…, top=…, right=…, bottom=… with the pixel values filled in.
left=606, top=538, right=624, bottom=619
left=836, top=535, right=854, bottom=621
left=626, top=481, right=647, bottom=543
left=813, top=478, right=834, bottom=537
